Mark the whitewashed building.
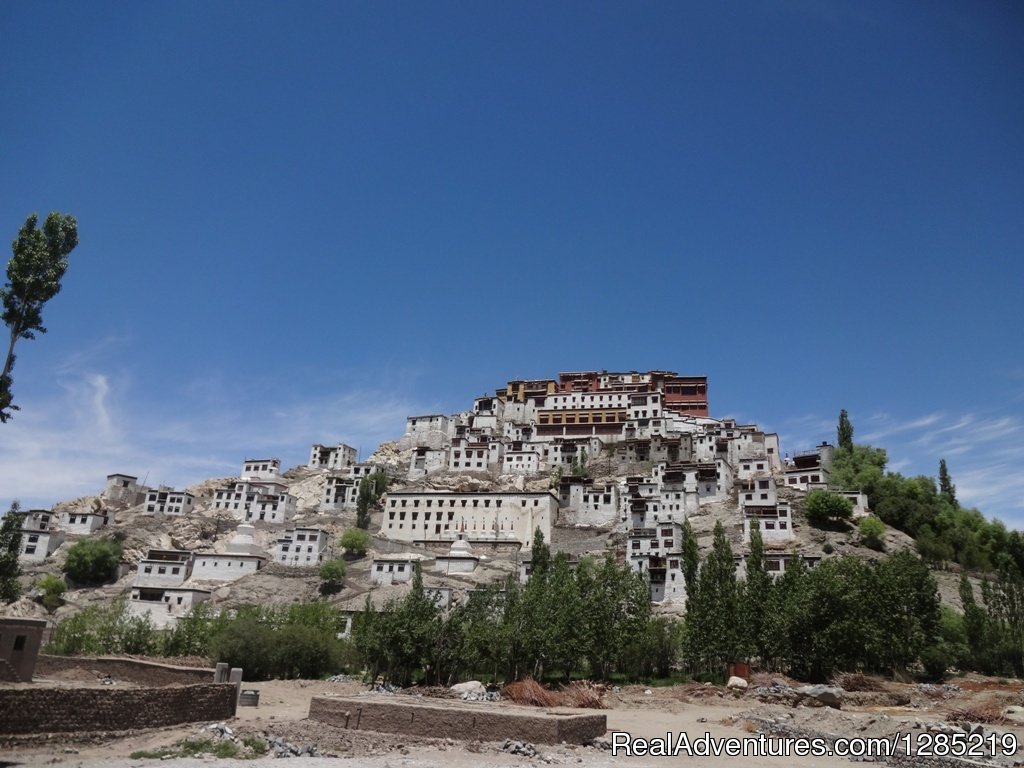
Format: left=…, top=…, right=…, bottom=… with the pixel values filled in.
left=62, top=510, right=111, bottom=535
left=135, top=549, right=192, bottom=588
left=191, top=524, right=267, bottom=581
left=144, top=487, right=195, bottom=515
left=370, top=554, right=421, bottom=585
left=212, top=479, right=296, bottom=522
left=18, top=511, right=64, bottom=563
left=308, top=443, right=357, bottom=471
left=742, top=502, right=795, bottom=544
left=322, top=475, right=358, bottom=510
left=127, top=586, right=211, bottom=630
left=242, top=458, right=280, bottom=480
left=381, top=491, right=556, bottom=549
left=103, top=474, right=148, bottom=506
left=274, top=527, right=330, bottom=567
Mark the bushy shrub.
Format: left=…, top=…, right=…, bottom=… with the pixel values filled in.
left=319, top=559, right=346, bottom=594
left=805, top=490, right=854, bottom=526
left=64, top=537, right=122, bottom=585
left=37, top=574, right=67, bottom=612
left=859, top=516, right=886, bottom=550
left=340, top=528, right=370, bottom=557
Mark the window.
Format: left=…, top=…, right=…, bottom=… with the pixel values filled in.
left=13, top=635, right=26, bottom=652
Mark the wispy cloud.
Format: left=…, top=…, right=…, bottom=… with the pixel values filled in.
left=0, top=350, right=429, bottom=512
left=737, top=407, right=1023, bottom=529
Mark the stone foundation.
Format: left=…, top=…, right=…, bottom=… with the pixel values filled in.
left=308, top=696, right=607, bottom=744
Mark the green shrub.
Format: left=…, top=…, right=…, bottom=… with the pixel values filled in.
left=64, top=537, right=122, bottom=585
left=859, top=516, right=886, bottom=550
left=319, top=559, right=346, bottom=594
left=37, top=574, right=67, bottom=613
left=46, top=599, right=158, bottom=656
left=805, top=490, right=854, bottom=526
left=340, top=528, right=370, bottom=557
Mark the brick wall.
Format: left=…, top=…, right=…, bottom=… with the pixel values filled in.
left=0, top=683, right=237, bottom=734
left=35, top=655, right=214, bottom=686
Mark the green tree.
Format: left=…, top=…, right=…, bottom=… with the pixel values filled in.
left=858, top=516, right=886, bottom=551
left=804, top=489, right=854, bottom=526
left=939, top=459, right=957, bottom=507
left=2, top=212, right=79, bottom=422
left=319, top=559, right=346, bottom=594
left=339, top=528, right=370, bottom=557
left=680, top=520, right=700, bottom=597
left=63, top=537, right=122, bottom=585
left=740, top=525, right=773, bottom=662
left=686, top=521, right=740, bottom=675
left=0, top=501, right=25, bottom=602
left=37, top=573, right=67, bottom=613
left=837, top=409, right=854, bottom=451
left=356, top=471, right=388, bottom=529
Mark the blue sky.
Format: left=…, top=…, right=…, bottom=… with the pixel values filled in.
left=1, top=2, right=1021, bottom=525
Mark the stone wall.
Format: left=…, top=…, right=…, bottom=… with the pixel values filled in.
left=0, top=683, right=237, bottom=734
left=309, top=696, right=607, bottom=744
left=35, top=655, right=214, bottom=687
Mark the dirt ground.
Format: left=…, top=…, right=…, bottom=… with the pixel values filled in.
left=4, top=674, right=1024, bottom=768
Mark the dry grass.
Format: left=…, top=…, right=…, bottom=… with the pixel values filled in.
left=560, top=681, right=606, bottom=709
left=946, top=702, right=1010, bottom=726
left=500, top=678, right=561, bottom=708
left=833, top=672, right=887, bottom=692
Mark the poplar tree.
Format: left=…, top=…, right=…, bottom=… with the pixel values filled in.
left=0, top=502, right=26, bottom=602
left=837, top=409, right=854, bottom=451
left=741, top=525, right=773, bottom=661
left=938, top=459, right=957, bottom=507
left=2, top=212, right=79, bottom=422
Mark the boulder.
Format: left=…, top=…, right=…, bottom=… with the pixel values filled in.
left=451, top=680, right=487, bottom=696
left=727, top=676, right=748, bottom=690
left=795, top=685, right=843, bottom=709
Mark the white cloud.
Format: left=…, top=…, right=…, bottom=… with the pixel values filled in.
left=0, top=355, right=430, bottom=512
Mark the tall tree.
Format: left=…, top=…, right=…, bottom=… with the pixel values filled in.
left=355, top=471, right=387, bottom=529
left=686, top=521, right=740, bottom=673
left=740, top=525, right=773, bottom=662
left=837, top=409, right=854, bottom=451
left=0, top=501, right=26, bottom=603
left=2, top=212, right=79, bottom=422
left=938, top=459, right=958, bottom=507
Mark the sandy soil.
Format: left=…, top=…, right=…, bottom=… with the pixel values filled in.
left=4, top=676, right=1024, bottom=768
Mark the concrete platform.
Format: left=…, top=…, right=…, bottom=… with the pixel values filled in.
left=308, top=695, right=608, bottom=745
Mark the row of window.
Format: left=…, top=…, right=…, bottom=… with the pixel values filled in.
left=390, top=498, right=542, bottom=508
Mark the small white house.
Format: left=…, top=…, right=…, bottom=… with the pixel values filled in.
left=127, top=587, right=211, bottom=630
left=18, top=524, right=64, bottom=563
left=370, top=554, right=423, bottom=585
left=190, top=552, right=264, bottom=581
left=144, top=487, right=195, bottom=515
left=274, top=527, right=329, bottom=567
left=103, top=474, right=148, bottom=506
left=742, top=503, right=795, bottom=544
left=212, top=480, right=295, bottom=522
left=62, top=511, right=110, bottom=535
left=135, top=549, right=192, bottom=588
left=242, top=458, right=280, bottom=480
left=322, top=475, right=358, bottom=510
left=308, top=444, right=357, bottom=471
left=191, top=524, right=267, bottom=581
